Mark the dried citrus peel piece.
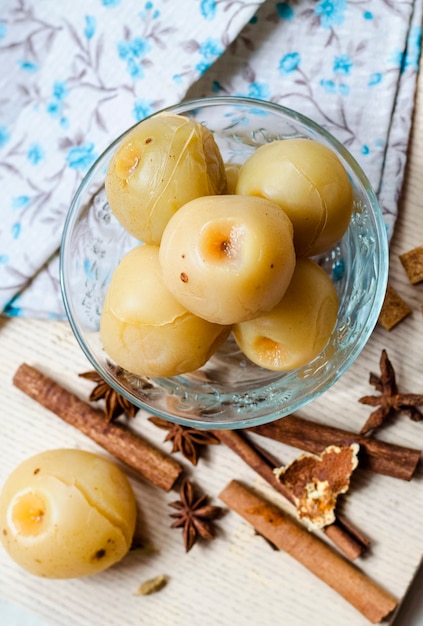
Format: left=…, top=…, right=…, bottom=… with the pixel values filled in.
left=274, top=444, right=360, bottom=529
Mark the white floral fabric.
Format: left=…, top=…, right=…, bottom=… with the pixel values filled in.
left=0, top=0, right=422, bottom=318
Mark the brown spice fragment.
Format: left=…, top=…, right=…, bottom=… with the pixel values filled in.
left=79, top=370, right=138, bottom=422
left=248, top=414, right=421, bottom=481
left=274, top=444, right=359, bottom=529
left=169, top=478, right=223, bottom=552
left=359, top=349, right=423, bottom=434
left=13, top=363, right=183, bottom=492
left=214, top=428, right=368, bottom=559
left=399, top=244, right=423, bottom=284
left=219, top=480, right=398, bottom=624
left=378, top=283, right=412, bottom=330
left=149, top=417, right=220, bottom=466
left=136, top=574, right=168, bottom=596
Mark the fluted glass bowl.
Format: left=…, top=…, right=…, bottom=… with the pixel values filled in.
left=60, top=96, right=388, bottom=429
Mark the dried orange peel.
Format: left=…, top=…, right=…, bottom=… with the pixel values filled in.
left=274, top=444, right=360, bottom=529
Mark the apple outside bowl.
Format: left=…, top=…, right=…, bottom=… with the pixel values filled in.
left=60, top=96, right=389, bottom=430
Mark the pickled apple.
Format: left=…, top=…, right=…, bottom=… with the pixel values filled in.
left=0, top=449, right=137, bottom=578
left=236, top=138, right=353, bottom=256
left=159, top=195, right=296, bottom=325
left=105, top=113, right=227, bottom=245
left=232, top=258, right=338, bottom=370
left=224, top=162, right=242, bottom=194
left=100, top=244, right=231, bottom=377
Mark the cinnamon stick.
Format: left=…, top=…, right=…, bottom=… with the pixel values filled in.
left=214, top=429, right=368, bottom=560
left=248, top=414, right=421, bottom=480
left=13, top=363, right=182, bottom=492
left=220, top=480, right=397, bottom=624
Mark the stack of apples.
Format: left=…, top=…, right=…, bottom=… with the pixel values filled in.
left=101, top=112, right=353, bottom=378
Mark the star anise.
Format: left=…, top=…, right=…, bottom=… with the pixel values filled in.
left=148, top=416, right=220, bottom=465
left=169, top=478, right=223, bottom=552
left=79, top=370, right=138, bottom=422
left=359, top=349, right=423, bottom=435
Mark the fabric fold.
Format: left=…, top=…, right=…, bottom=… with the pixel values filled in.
left=0, top=0, right=422, bottom=318
left=0, top=0, right=265, bottom=317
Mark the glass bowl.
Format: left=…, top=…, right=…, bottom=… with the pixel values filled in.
left=60, top=96, right=388, bottom=430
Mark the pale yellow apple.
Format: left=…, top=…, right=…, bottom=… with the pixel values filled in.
left=100, top=244, right=231, bottom=377
left=233, top=257, right=338, bottom=370
left=159, top=194, right=296, bottom=325
left=0, top=449, right=137, bottom=578
left=236, top=138, right=353, bottom=256
left=105, top=112, right=227, bottom=245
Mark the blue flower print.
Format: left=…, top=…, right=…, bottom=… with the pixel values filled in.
left=46, top=101, right=61, bottom=118
left=12, top=196, right=30, bottom=209
left=117, top=42, right=129, bottom=59
left=196, top=61, right=211, bottom=74
left=18, top=60, right=38, bottom=72
left=102, top=0, right=121, bottom=7
left=139, top=2, right=160, bottom=21
left=47, top=81, right=69, bottom=122
left=276, top=3, right=294, bottom=21
left=84, top=16, right=96, bottom=40
left=127, top=57, right=145, bottom=79
left=392, top=50, right=405, bottom=70
left=118, top=37, right=149, bottom=60
left=0, top=254, right=9, bottom=264
left=130, top=37, right=150, bottom=57
left=117, top=37, right=151, bottom=80
left=338, top=83, right=349, bottom=96
left=368, top=72, right=382, bottom=86
left=0, top=126, right=10, bottom=148
left=363, top=11, right=373, bottom=20
left=246, top=82, right=270, bottom=100
left=46, top=100, right=61, bottom=118
left=53, top=81, right=68, bottom=100
left=199, top=38, right=222, bottom=60
left=403, top=26, right=422, bottom=71
left=3, top=294, right=24, bottom=317
left=5, top=306, right=20, bottom=317
left=66, top=143, right=98, bottom=171
left=314, top=0, right=346, bottom=29
left=320, top=78, right=348, bottom=95
left=195, top=38, right=223, bottom=75
left=0, top=22, right=6, bottom=39
left=279, top=52, right=300, bottom=75
left=320, top=79, right=336, bottom=94
left=333, top=54, right=353, bottom=75
left=200, top=0, right=217, bottom=20
left=132, top=99, right=155, bottom=121
left=27, top=143, right=45, bottom=165
left=11, top=223, right=21, bottom=239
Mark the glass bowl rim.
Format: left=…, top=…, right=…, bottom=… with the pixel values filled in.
left=60, top=95, right=389, bottom=429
